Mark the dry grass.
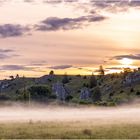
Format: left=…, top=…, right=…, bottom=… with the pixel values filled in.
left=0, top=121, right=139, bottom=139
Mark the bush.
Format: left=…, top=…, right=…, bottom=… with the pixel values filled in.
left=49, top=94, right=57, bottom=99
left=71, top=98, right=80, bottom=103
left=82, top=129, right=92, bottom=136
left=89, top=75, right=97, bottom=88
left=65, top=95, right=73, bottom=101
left=62, top=74, right=69, bottom=84
left=136, top=91, right=140, bottom=96
left=120, top=90, right=124, bottom=93
left=95, top=101, right=116, bottom=106
left=91, top=87, right=102, bottom=102
left=28, top=85, right=51, bottom=100
left=79, top=100, right=92, bottom=105
left=0, top=94, right=10, bottom=101
left=130, top=88, right=134, bottom=92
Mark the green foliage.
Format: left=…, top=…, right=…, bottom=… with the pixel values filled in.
left=89, top=74, right=97, bottom=88
left=65, top=95, right=73, bottom=101
left=71, top=97, right=80, bottom=103
left=130, top=87, right=134, bottom=92
left=28, top=85, right=51, bottom=100
left=49, top=94, right=57, bottom=99
left=0, top=94, right=10, bottom=101
left=91, top=87, right=102, bottom=102
left=136, top=91, right=140, bottom=96
left=62, top=74, right=69, bottom=84
left=79, top=100, right=92, bottom=105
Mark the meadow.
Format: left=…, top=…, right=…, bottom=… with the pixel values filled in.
left=0, top=121, right=140, bottom=139
left=0, top=104, right=140, bottom=139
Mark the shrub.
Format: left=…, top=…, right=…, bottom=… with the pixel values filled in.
left=89, top=74, right=97, bottom=88
left=120, top=90, right=124, bottom=93
left=82, top=129, right=92, bottom=136
left=28, top=85, right=51, bottom=100
left=130, top=88, right=134, bottom=92
left=49, top=94, right=57, bottom=99
left=0, top=94, right=10, bottom=101
left=91, top=87, right=102, bottom=102
left=71, top=98, right=80, bottom=103
left=62, top=74, right=69, bottom=84
left=65, top=95, right=73, bottom=101
left=79, top=100, right=92, bottom=105
left=136, top=91, right=140, bottom=96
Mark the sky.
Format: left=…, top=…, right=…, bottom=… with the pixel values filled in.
left=0, top=0, right=140, bottom=79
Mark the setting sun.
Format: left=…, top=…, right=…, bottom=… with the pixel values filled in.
left=120, top=58, right=133, bottom=65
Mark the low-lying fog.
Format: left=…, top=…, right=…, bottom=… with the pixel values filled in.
left=0, top=102, right=140, bottom=124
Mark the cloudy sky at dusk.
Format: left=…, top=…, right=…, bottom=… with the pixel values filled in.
left=0, top=0, right=140, bottom=79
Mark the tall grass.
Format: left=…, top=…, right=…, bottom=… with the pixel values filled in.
left=0, top=121, right=139, bottom=139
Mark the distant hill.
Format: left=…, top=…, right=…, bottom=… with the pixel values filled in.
left=0, top=71, right=140, bottom=106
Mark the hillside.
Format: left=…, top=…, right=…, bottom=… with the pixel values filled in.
left=0, top=70, right=140, bottom=106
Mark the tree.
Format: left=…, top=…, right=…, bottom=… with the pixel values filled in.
left=91, top=87, right=102, bottom=102
left=49, top=70, right=54, bottom=75
left=123, top=67, right=132, bottom=78
left=99, top=65, right=105, bottom=76
left=9, top=75, right=14, bottom=80
left=62, top=73, right=69, bottom=84
left=28, top=85, right=51, bottom=100
left=16, top=74, right=19, bottom=79
left=89, top=74, right=97, bottom=88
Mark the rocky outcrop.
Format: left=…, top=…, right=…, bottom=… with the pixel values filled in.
left=52, top=82, right=70, bottom=101
left=123, top=73, right=140, bottom=86
left=80, top=87, right=91, bottom=100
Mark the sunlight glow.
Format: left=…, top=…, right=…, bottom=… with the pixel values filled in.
left=120, top=58, right=133, bottom=66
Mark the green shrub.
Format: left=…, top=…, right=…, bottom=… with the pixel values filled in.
left=91, top=87, right=102, bottom=102
left=28, top=85, right=51, bottom=100
left=136, top=91, right=140, bottom=96
left=71, top=97, right=80, bottom=103
left=79, top=100, right=92, bottom=105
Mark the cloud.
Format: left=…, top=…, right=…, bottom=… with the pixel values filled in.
left=0, top=65, right=26, bottom=71
left=0, top=49, right=19, bottom=59
left=91, top=0, right=140, bottom=13
left=0, top=49, right=14, bottom=53
left=106, top=67, right=122, bottom=70
left=0, top=24, right=29, bottom=38
left=0, top=64, right=40, bottom=72
left=112, top=54, right=140, bottom=60
left=48, top=65, right=72, bottom=69
left=29, top=60, right=47, bottom=66
left=35, top=14, right=107, bottom=31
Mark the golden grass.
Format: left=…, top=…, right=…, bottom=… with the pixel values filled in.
left=0, top=121, right=139, bottom=139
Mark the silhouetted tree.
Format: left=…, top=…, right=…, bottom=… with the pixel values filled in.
left=16, top=74, right=19, bottom=79
left=99, top=65, right=105, bottom=76
left=49, top=70, right=54, bottom=75
left=123, top=67, right=132, bottom=78
left=9, top=76, right=14, bottom=80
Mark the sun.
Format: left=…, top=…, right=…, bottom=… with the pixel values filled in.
left=120, top=58, right=133, bottom=65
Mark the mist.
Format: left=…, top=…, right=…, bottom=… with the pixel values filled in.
left=0, top=102, right=140, bottom=125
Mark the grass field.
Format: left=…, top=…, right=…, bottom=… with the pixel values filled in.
left=0, top=121, right=140, bottom=139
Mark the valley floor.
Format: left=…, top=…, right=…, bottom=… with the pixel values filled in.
left=0, top=103, right=140, bottom=139
left=0, top=122, right=140, bottom=139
